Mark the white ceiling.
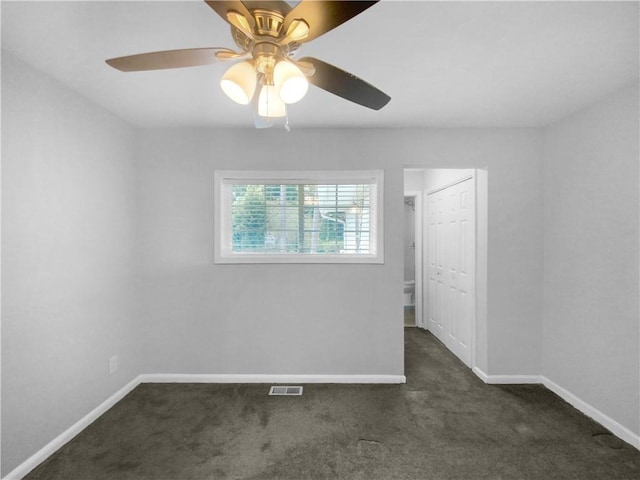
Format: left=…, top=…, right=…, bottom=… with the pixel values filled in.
left=2, top=0, right=638, bottom=129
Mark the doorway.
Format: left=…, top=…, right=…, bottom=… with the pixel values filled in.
left=404, top=167, right=486, bottom=372
left=403, top=191, right=424, bottom=328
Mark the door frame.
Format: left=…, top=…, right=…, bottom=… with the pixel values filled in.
left=404, top=191, right=424, bottom=328
left=425, top=170, right=476, bottom=369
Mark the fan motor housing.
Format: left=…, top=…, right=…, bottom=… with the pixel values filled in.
left=252, top=9, right=284, bottom=37
left=231, top=7, right=301, bottom=57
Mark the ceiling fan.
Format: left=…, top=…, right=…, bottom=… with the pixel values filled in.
left=106, top=0, right=391, bottom=128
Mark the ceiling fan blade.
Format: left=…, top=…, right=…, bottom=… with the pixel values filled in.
left=106, top=48, right=239, bottom=72
left=298, top=57, right=390, bottom=110
left=214, top=50, right=251, bottom=61
left=283, top=1, right=378, bottom=43
left=204, top=1, right=255, bottom=29
left=226, top=11, right=256, bottom=40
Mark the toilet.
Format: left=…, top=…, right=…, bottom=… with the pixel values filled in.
left=403, top=280, right=415, bottom=306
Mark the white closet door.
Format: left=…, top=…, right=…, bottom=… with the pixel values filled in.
left=427, top=178, right=474, bottom=367
left=427, top=194, right=446, bottom=340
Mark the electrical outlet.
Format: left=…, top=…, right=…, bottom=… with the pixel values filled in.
left=109, top=355, right=118, bottom=375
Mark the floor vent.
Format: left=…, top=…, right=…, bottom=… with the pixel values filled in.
left=269, top=386, right=303, bottom=396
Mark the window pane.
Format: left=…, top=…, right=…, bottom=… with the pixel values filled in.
left=230, top=183, right=372, bottom=255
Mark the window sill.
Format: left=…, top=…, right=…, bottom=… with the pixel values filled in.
left=214, top=252, right=384, bottom=265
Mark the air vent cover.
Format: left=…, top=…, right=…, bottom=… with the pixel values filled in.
left=269, top=386, right=303, bottom=396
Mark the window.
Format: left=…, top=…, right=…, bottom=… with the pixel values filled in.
left=214, top=170, right=384, bottom=263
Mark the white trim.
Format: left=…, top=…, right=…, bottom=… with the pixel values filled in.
left=473, top=168, right=489, bottom=373
left=469, top=172, right=477, bottom=371
left=3, top=377, right=140, bottom=480
left=541, top=376, right=640, bottom=450
left=139, top=374, right=407, bottom=384
left=425, top=170, right=475, bottom=195
left=470, top=171, right=478, bottom=372
left=217, top=170, right=382, bottom=184
left=472, top=367, right=542, bottom=385
left=214, top=169, right=385, bottom=264
left=471, top=369, right=640, bottom=451
left=472, top=366, right=490, bottom=383
left=213, top=252, right=383, bottom=265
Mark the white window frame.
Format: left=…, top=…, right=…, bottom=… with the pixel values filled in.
left=214, top=170, right=384, bottom=264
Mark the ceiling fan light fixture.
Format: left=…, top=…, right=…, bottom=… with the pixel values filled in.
left=220, top=61, right=256, bottom=105
left=258, top=84, right=287, bottom=118
left=274, top=60, right=308, bottom=104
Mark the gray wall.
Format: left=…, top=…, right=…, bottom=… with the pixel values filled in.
left=134, top=128, right=405, bottom=376
left=135, top=128, right=543, bottom=378
left=543, top=82, right=640, bottom=435
left=403, top=170, right=425, bottom=192
left=1, top=54, right=141, bottom=475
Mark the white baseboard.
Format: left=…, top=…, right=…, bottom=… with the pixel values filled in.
left=472, top=367, right=542, bottom=384
left=139, top=373, right=407, bottom=384
left=541, top=376, right=640, bottom=450
left=3, top=376, right=141, bottom=480
left=472, top=367, right=639, bottom=451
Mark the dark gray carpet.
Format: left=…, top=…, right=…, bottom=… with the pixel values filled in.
left=25, top=329, right=640, bottom=479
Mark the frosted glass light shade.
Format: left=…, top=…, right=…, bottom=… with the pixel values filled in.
left=274, top=61, right=308, bottom=104
left=258, top=84, right=287, bottom=117
left=220, top=61, right=256, bottom=105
